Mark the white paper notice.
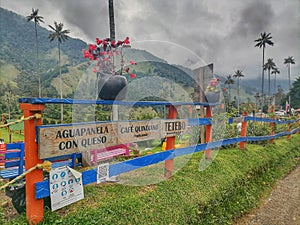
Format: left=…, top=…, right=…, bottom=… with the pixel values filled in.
left=97, top=163, right=109, bottom=184
left=49, top=166, right=84, bottom=211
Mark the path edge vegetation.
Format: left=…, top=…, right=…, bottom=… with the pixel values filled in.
left=1, top=134, right=300, bottom=224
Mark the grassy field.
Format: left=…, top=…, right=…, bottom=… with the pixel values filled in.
left=0, top=128, right=24, bottom=143
left=1, top=134, right=299, bottom=224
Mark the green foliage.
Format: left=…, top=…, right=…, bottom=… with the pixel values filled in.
left=290, top=77, right=300, bottom=108
left=246, top=121, right=271, bottom=144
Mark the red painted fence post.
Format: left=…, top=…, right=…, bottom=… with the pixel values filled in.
left=239, top=111, right=248, bottom=149
left=287, top=119, right=291, bottom=139
left=165, top=105, right=177, bottom=178
left=20, top=103, right=45, bottom=225
left=205, top=106, right=212, bottom=159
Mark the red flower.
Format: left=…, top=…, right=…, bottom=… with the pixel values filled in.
left=222, top=87, right=227, bottom=92
left=111, top=40, right=116, bottom=47
left=130, top=73, right=136, bottom=78
left=129, top=60, right=137, bottom=65
left=83, top=49, right=91, bottom=58
left=117, top=40, right=123, bottom=46
left=125, top=67, right=130, bottom=73
left=89, top=44, right=97, bottom=51
left=100, top=52, right=107, bottom=55
left=96, top=38, right=102, bottom=45
left=93, top=67, right=97, bottom=73
left=123, top=37, right=130, bottom=44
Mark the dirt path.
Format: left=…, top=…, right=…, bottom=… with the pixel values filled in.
left=233, top=162, right=300, bottom=225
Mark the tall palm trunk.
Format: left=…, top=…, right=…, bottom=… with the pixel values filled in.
left=228, top=84, right=231, bottom=103
left=34, top=22, right=41, bottom=98
left=108, top=0, right=118, bottom=121
left=273, top=74, right=276, bottom=94
left=288, top=64, right=291, bottom=113
left=58, top=41, right=63, bottom=123
left=108, top=0, right=115, bottom=41
left=261, top=46, right=265, bottom=100
left=268, top=68, right=271, bottom=106
left=237, top=78, right=240, bottom=114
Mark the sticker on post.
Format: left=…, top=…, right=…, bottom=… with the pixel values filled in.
left=97, top=163, right=109, bottom=184
left=49, top=166, right=84, bottom=211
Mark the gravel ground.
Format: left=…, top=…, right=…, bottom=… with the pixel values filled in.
left=233, top=161, right=300, bottom=225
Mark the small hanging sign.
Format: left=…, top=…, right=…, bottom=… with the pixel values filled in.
left=97, top=163, right=110, bottom=184
left=49, top=166, right=84, bottom=211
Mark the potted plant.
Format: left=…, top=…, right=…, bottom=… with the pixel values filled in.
left=83, top=37, right=137, bottom=100
left=205, top=78, right=220, bottom=103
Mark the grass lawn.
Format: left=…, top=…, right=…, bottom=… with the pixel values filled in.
left=0, top=128, right=24, bottom=143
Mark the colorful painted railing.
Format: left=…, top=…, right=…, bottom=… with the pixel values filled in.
left=16, top=98, right=300, bottom=224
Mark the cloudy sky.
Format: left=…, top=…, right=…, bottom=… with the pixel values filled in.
left=1, top=0, right=300, bottom=81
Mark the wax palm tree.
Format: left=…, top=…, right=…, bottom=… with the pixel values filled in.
left=48, top=21, right=70, bottom=123
left=271, top=67, right=280, bottom=94
left=233, top=70, right=244, bottom=115
left=224, top=75, right=234, bottom=103
left=284, top=56, right=295, bottom=90
left=254, top=32, right=274, bottom=99
left=284, top=56, right=295, bottom=112
left=108, top=0, right=115, bottom=41
left=263, top=58, right=276, bottom=98
left=26, top=8, right=44, bottom=97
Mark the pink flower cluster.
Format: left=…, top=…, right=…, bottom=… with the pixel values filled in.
left=82, top=37, right=137, bottom=78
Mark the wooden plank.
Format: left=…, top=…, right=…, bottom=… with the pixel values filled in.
left=162, top=119, right=188, bottom=137
left=38, top=119, right=190, bottom=159
left=117, top=120, right=162, bottom=143
left=38, top=122, right=118, bottom=158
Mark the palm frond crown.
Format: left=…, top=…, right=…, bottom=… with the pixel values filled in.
left=48, top=21, right=70, bottom=43
left=26, top=8, right=44, bottom=24
left=254, top=32, right=274, bottom=48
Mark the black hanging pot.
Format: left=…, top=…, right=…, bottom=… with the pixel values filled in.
left=97, top=72, right=128, bottom=100
left=205, top=91, right=220, bottom=103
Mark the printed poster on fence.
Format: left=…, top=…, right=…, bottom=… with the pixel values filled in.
left=49, top=166, right=84, bottom=211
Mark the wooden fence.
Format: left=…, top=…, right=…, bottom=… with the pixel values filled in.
left=9, top=98, right=300, bottom=224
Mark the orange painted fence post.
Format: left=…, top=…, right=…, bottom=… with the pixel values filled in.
left=20, top=103, right=45, bottom=225
left=270, top=121, right=275, bottom=144
left=165, top=105, right=177, bottom=178
left=287, top=119, right=291, bottom=139
left=239, top=111, right=248, bottom=149
left=205, top=106, right=212, bottom=159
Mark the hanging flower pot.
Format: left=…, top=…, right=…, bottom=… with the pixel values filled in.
left=97, top=73, right=128, bottom=100
left=205, top=78, right=221, bottom=103
left=83, top=37, right=137, bottom=101
left=205, top=91, right=220, bottom=103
